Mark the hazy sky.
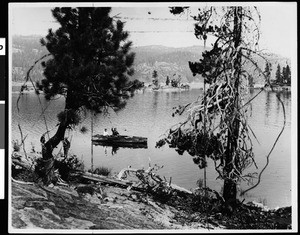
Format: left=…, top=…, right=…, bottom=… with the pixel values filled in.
left=9, top=2, right=297, bottom=58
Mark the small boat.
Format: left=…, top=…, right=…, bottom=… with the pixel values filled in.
left=92, top=134, right=148, bottom=148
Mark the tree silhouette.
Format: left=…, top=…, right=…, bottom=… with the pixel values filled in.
left=166, top=76, right=170, bottom=86
left=285, top=64, right=291, bottom=85
left=275, top=64, right=282, bottom=84
left=35, top=7, right=142, bottom=185
left=282, top=64, right=291, bottom=85
left=264, top=62, right=272, bottom=82
left=157, top=6, right=271, bottom=205
left=152, top=70, right=159, bottom=87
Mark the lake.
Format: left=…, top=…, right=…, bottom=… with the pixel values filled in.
left=11, top=88, right=292, bottom=209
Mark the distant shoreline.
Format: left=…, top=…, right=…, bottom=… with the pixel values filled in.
left=11, top=81, right=291, bottom=92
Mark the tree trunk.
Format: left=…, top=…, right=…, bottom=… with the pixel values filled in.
left=38, top=94, right=76, bottom=185
left=223, top=6, right=242, bottom=203
left=37, top=122, right=68, bottom=185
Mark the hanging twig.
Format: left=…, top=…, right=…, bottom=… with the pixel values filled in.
left=240, top=92, right=286, bottom=196
left=16, top=53, right=51, bottom=112
left=18, top=124, right=28, bottom=160
left=16, top=54, right=52, bottom=141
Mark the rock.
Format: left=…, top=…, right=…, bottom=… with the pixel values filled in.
left=11, top=182, right=171, bottom=230
left=11, top=181, right=224, bottom=231
left=131, top=194, right=138, bottom=201
left=15, top=180, right=291, bottom=230
left=246, top=201, right=269, bottom=211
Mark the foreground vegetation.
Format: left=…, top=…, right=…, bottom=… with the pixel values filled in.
left=12, top=151, right=291, bottom=230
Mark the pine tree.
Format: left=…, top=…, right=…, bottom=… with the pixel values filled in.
left=275, top=64, right=282, bottom=84
left=285, top=64, right=291, bottom=85
left=282, top=64, right=291, bottom=85
left=166, top=76, right=170, bottom=86
left=283, top=66, right=287, bottom=84
left=152, top=70, right=158, bottom=86
left=264, top=62, right=271, bottom=81
left=36, top=7, right=142, bottom=185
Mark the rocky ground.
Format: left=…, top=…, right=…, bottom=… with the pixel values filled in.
left=11, top=177, right=292, bottom=231
left=10, top=153, right=292, bottom=231
left=11, top=181, right=222, bottom=231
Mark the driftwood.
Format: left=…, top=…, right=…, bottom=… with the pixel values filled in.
left=12, top=151, right=192, bottom=196
left=80, top=168, right=193, bottom=196
left=82, top=172, right=131, bottom=186
left=12, top=152, right=35, bottom=170
left=12, top=177, right=34, bottom=185
left=117, top=166, right=192, bottom=195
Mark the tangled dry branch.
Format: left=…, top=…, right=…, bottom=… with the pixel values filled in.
left=157, top=6, right=286, bottom=196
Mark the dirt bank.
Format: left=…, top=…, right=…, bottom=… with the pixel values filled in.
left=11, top=181, right=221, bottom=231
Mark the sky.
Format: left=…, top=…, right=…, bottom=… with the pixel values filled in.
left=9, top=2, right=297, bottom=58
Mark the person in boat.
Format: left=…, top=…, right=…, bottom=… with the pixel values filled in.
left=103, top=128, right=109, bottom=136
left=111, top=127, right=119, bottom=136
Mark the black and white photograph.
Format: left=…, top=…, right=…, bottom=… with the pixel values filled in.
left=8, top=2, right=297, bottom=232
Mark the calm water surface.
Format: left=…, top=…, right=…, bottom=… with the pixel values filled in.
left=11, top=88, right=292, bottom=209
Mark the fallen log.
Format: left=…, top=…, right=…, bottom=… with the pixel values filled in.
left=80, top=170, right=192, bottom=196
left=12, top=177, right=34, bottom=185
left=80, top=172, right=141, bottom=190
left=12, top=152, right=35, bottom=170
left=117, top=167, right=192, bottom=195
left=12, top=151, right=192, bottom=196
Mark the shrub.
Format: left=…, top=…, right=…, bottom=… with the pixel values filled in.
left=35, top=154, right=84, bottom=184
left=55, top=154, right=84, bottom=182
left=196, top=178, right=204, bottom=188
left=12, top=140, right=20, bottom=152
left=89, top=166, right=112, bottom=176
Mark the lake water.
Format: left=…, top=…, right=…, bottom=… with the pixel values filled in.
left=11, top=88, right=292, bottom=209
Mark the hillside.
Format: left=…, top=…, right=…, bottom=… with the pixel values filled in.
left=131, top=45, right=205, bottom=84
left=11, top=35, right=291, bottom=86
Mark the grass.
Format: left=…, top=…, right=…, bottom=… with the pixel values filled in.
left=89, top=166, right=113, bottom=177
left=12, top=140, right=20, bottom=152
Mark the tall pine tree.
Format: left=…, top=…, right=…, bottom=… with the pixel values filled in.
left=282, top=66, right=286, bottom=84
left=264, top=62, right=271, bottom=81
left=36, top=7, right=142, bottom=184
left=285, top=64, right=291, bottom=85
left=275, top=64, right=282, bottom=84
left=282, top=64, right=291, bottom=85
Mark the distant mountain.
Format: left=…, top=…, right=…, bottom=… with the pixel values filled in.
left=131, top=45, right=206, bottom=84
left=11, top=35, right=291, bottom=86
left=12, top=35, right=48, bottom=82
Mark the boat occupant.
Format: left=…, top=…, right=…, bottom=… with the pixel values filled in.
left=111, top=127, right=119, bottom=136
left=103, top=128, right=109, bottom=136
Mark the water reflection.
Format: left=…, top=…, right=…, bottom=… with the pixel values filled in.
left=276, top=92, right=282, bottom=119
left=275, top=91, right=291, bottom=126
left=279, top=91, right=291, bottom=108
left=166, top=92, right=170, bottom=106
left=249, top=87, right=255, bottom=95
left=100, top=145, right=120, bottom=156
left=265, top=90, right=272, bottom=123
left=112, top=146, right=119, bottom=155
left=152, top=91, right=159, bottom=111
left=171, top=91, right=179, bottom=101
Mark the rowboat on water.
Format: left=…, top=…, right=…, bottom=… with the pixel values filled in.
left=92, top=134, right=148, bottom=149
